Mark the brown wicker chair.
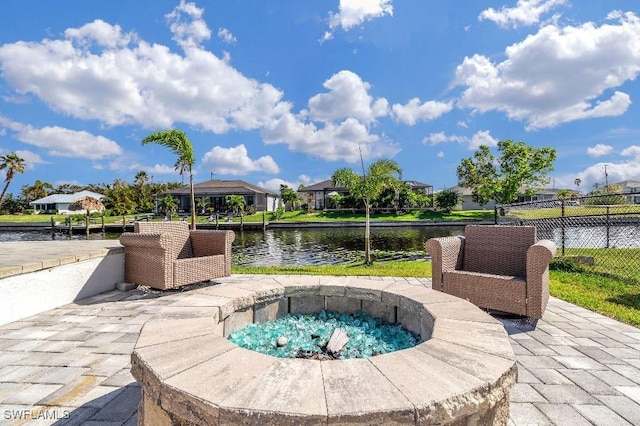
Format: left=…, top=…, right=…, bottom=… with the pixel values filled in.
left=425, top=225, right=556, bottom=319
left=119, top=222, right=235, bottom=290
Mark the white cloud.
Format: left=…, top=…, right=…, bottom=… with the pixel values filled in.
left=0, top=4, right=287, bottom=134
left=65, top=19, right=136, bottom=48
left=307, top=70, right=388, bottom=124
left=437, top=151, right=445, bottom=158
left=422, top=130, right=497, bottom=150
left=455, top=12, right=640, bottom=129
left=14, top=150, right=48, bottom=170
left=0, top=4, right=402, bottom=167
left=587, top=144, right=614, bottom=157
left=258, top=178, right=298, bottom=193
left=621, top=145, right=640, bottom=160
left=479, top=0, right=567, bottom=29
left=391, top=98, right=453, bottom=125
left=571, top=161, right=640, bottom=191
left=217, top=27, right=236, bottom=44
left=201, top=144, right=280, bottom=176
left=262, top=113, right=399, bottom=163
left=166, top=0, right=211, bottom=49
left=0, top=116, right=122, bottom=160
left=324, top=0, right=393, bottom=40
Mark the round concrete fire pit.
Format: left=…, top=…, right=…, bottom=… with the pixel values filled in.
left=131, top=276, right=516, bottom=425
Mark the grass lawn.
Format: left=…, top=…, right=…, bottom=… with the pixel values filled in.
left=233, top=261, right=640, bottom=328
left=238, top=209, right=494, bottom=223
left=0, top=209, right=495, bottom=224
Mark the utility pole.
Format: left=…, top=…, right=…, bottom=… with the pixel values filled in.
left=603, top=164, right=609, bottom=191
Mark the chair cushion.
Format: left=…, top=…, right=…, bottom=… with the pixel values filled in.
left=443, top=270, right=527, bottom=316
left=462, top=225, right=535, bottom=277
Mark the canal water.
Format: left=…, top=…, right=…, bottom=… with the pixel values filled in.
left=0, top=226, right=465, bottom=266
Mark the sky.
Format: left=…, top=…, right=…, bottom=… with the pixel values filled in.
left=1, top=0, right=640, bottom=197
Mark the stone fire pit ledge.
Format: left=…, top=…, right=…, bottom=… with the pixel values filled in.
left=131, top=276, right=517, bottom=425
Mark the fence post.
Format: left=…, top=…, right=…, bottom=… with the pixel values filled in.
left=494, top=205, right=498, bottom=224
left=561, top=200, right=566, bottom=256
left=606, top=206, right=610, bottom=249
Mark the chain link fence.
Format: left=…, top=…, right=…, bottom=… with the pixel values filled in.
left=495, top=193, right=640, bottom=282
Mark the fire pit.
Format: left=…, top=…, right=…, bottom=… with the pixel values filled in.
left=132, top=276, right=517, bottom=425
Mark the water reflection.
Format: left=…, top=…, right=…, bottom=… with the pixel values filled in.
left=545, top=226, right=640, bottom=249
left=0, top=226, right=464, bottom=266
left=233, top=226, right=464, bottom=266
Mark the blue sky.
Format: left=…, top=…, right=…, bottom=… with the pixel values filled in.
left=1, top=0, right=639, bottom=196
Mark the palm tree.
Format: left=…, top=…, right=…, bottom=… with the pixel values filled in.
left=332, top=158, right=402, bottom=265
left=142, top=129, right=196, bottom=228
left=159, top=194, right=178, bottom=219
left=574, top=178, right=582, bottom=193
left=196, top=196, right=209, bottom=215
left=226, top=194, right=245, bottom=217
left=0, top=153, right=26, bottom=208
left=21, top=179, right=53, bottom=202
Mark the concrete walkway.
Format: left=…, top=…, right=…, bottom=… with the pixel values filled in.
left=0, top=244, right=639, bottom=425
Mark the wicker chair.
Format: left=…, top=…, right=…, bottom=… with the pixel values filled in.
left=425, top=225, right=556, bottom=319
left=119, top=222, right=235, bottom=290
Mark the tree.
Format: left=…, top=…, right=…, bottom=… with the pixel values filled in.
left=456, top=140, right=556, bottom=205
left=584, top=184, right=628, bottom=205
left=104, top=179, right=136, bottom=229
left=132, top=171, right=154, bottom=213
left=196, top=196, right=209, bottom=215
left=226, top=194, right=245, bottom=217
left=159, top=194, right=178, bottom=218
left=332, top=158, right=402, bottom=265
left=557, top=189, right=572, bottom=200
left=21, top=180, right=53, bottom=203
left=434, top=189, right=461, bottom=213
left=142, top=129, right=196, bottom=229
left=280, top=184, right=299, bottom=211
left=574, top=178, right=582, bottom=193
left=0, top=152, right=26, bottom=208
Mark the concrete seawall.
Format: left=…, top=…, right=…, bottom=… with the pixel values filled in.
left=0, top=240, right=124, bottom=325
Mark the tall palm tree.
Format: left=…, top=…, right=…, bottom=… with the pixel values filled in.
left=0, top=153, right=26, bottom=208
left=332, top=158, right=402, bottom=265
left=142, top=129, right=196, bottom=228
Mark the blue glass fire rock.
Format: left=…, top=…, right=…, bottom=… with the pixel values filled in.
left=228, top=310, right=419, bottom=359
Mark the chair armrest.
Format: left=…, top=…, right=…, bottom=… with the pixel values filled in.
left=525, top=239, right=556, bottom=318
left=425, top=236, right=465, bottom=290
left=526, top=239, right=557, bottom=277
left=119, top=232, right=171, bottom=250
left=190, top=230, right=236, bottom=257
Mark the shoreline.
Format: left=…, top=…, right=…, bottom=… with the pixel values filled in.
left=0, top=219, right=493, bottom=233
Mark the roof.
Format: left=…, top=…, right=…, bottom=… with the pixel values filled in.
left=614, top=180, right=640, bottom=188
left=29, top=190, right=104, bottom=205
left=159, top=180, right=277, bottom=196
left=443, top=185, right=580, bottom=195
left=298, top=179, right=345, bottom=193
left=404, top=180, right=433, bottom=188
left=298, top=178, right=429, bottom=192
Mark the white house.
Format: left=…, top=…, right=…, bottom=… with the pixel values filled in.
left=443, top=186, right=578, bottom=210
left=29, top=190, right=105, bottom=214
left=614, top=180, right=640, bottom=204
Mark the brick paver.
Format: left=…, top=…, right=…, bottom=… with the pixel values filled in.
left=0, top=241, right=639, bottom=425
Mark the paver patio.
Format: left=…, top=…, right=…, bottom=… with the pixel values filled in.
left=0, top=242, right=639, bottom=425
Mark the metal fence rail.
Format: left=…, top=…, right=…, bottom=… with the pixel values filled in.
left=495, top=193, right=640, bottom=281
